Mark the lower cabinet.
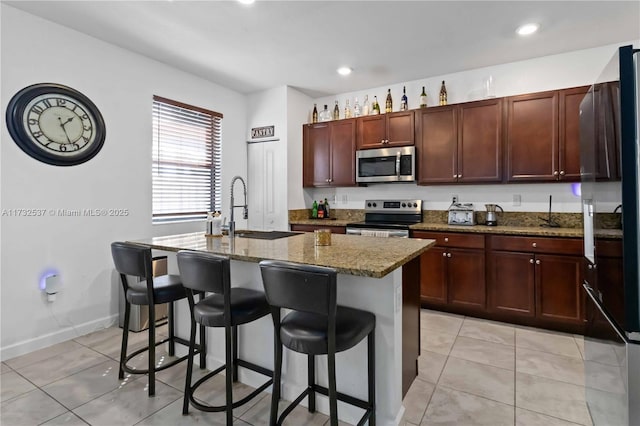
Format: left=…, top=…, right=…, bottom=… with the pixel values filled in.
left=414, top=231, right=486, bottom=311
left=290, top=224, right=346, bottom=234
left=487, top=250, right=536, bottom=317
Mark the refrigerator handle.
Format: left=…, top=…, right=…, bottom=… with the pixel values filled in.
left=583, top=282, right=630, bottom=343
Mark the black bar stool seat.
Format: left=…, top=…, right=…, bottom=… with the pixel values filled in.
left=280, top=307, right=375, bottom=355
left=194, top=288, right=270, bottom=327
left=259, top=260, right=376, bottom=426
left=110, top=241, right=205, bottom=397
left=177, top=250, right=273, bottom=425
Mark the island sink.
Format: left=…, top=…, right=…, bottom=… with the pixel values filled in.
left=234, top=230, right=302, bottom=240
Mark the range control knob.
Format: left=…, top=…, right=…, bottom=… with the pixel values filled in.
left=402, top=203, right=406, bottom=207
left=372, top=203, right=377, bottom=208
left=367, top=202, right=372, bottom=207
left=413, top=203, right=418, bottom=207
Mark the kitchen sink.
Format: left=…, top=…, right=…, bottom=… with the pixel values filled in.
left=234, top=230, right=303, bottom=240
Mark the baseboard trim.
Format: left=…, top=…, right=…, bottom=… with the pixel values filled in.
left=0, top=313, right=119, bottom=361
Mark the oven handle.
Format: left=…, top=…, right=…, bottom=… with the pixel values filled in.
left=346, top=227, right=409, bottom=238
left=583, top=282, right=629, bottom=343
left=396, top=152, right=401, bottom=178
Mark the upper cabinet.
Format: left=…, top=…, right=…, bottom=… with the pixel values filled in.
left=303, top=119, right=356, bottom=188
left=506, top=86, right=588, bottom=182
left=417, top=98, right=502, bottom=184
left=356, top=111, right=414, bottom=149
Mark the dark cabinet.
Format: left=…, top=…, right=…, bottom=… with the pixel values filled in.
left=487, top=235, right=584, bottom=325
left=356, top=111, right=414, bottom=149
left=303, top=119, right=356, bottom=188
left=413, top=231, right=486, bottom=311
left=417, top=99, right=502, bottom=184
left=506, top=87, right=588, bottom=182
left=594, top=82, right=621, bottom=180
left=290, top=224, right=346, bottom=234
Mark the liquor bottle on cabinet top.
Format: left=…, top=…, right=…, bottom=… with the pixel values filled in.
left=312, top=103, right=318, bottom=123
left=319, top=104, right=331, bottom=122
left=420, top=86, right=428, bottom=108
left=385, top=89, right=393, bottom=113
left=400, top=86, right=408, bottom=111
left=372, top=96, right=380, bottom=114
left=362, top=95, right=370, bottom=115
left=344, top=99, right=352, bottom=118
left=353, top=97, right=362, bottom=117
left=333, top=101, right=339, bottom=120
left=439, top=81, right=447, bottom=106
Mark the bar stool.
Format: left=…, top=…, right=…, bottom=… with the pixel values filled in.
left=110, top=242, right=205, bottom=397
left=177, top=250, right=273, bottom=425
left=259, top=260, right=376, bottom=426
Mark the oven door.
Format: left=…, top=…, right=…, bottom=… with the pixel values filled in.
left=346, top=227, right=409, bottom=238
left=356, top=146, right=415, bottom=183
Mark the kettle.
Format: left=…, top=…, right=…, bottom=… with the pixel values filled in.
left=485, top=204, right=504, bottom=226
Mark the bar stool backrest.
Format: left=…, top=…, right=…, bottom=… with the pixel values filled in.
left=111, top=242, right=154, bottom=296
left=259, top=260, right=337, bottom=317
left=177, top=251, right=231, bottom=295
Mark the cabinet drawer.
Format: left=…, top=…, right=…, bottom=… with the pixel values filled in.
left=488, top=235, right=581, bottom=255
left=595, top=239, right=622, bottom=257
left=412, top=231, right=485, bottom=249
left=290, top=224, right=346, bottom=234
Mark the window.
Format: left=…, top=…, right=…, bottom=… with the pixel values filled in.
left=152, top=96, right=222, bottom=223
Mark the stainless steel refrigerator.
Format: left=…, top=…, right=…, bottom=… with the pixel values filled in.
left=580, top=45, right=640, bottom=426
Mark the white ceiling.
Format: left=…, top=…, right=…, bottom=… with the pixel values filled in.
left=6, top=1, right=640, bottom=98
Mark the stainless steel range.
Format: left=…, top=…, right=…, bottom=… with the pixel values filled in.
left=346, top=199, right=423, bottom=238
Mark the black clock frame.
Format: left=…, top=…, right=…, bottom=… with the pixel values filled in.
left=6, top=83, right=106, bottom=166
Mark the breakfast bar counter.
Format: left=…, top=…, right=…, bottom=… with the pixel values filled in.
left=130, top=232, right=435, bottom=425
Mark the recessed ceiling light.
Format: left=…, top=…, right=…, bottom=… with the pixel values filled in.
left=516, top=23, right=539, bottom=36
left=337, top=67, right=352, bottom=76
left=238, top=0, right=255, bottom=4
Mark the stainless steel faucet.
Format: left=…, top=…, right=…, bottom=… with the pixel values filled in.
left=229, top=176, right=248, bottom=239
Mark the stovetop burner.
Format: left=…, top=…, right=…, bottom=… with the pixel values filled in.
left=348, top=199, right=423, bottom=229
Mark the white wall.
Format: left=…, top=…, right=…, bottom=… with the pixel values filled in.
left=302, top=41, right=638, bottom=213
left=0, top=5, right=247, bottom=360
left=286, top=86, right=313, bottom=210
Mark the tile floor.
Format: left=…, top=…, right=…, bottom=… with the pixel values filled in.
left=0, top=310, right=593, bottom=426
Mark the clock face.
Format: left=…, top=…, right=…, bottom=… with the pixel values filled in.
left=6, top=83, right=105, bottom=166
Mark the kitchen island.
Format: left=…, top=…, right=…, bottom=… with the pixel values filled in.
left=130, top=232, right=435, bottom=426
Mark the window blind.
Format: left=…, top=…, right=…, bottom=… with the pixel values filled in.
left=152, top=96, right=222, bottom=223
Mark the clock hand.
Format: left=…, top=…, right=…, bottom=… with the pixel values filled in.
left=58, top=117, right=72, bottom=144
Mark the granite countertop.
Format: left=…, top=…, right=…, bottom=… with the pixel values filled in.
left=130, top=232, right=435, bottom=279
left=409, top=223, right=584, bottom=237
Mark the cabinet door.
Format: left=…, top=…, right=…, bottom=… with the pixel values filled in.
left=419, top=246, right=447, bottom=305
left=329, top=119, right=356, bottom=186
left=535, top=254, right=583, bottom=324
left=559, top=87, right=588, bottom=181
left=487, top=251, right=535, bottom=317
left=448, top=248, right=486, bottom=309
left=386, top=111, right=415, bottom=146
left=417, top=106, right=457, bottom=184
left=458, top=99, right=503, bottom=183
left=356, top=115, right=387, bottom=149
left=303, top=124, right=330, bottom=187
left=506, top=91, right=559, bottom=182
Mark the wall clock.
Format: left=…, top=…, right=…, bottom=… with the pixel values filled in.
left=6, top=83, right=106, bottom=166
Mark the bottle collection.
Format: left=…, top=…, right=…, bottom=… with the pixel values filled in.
left=311, top=198, right=330, bottom=219
left=311, top=81, right=448, bottom=123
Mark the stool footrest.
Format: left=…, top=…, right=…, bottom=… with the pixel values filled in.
left=186, top=357, right=273, bottom=413
left=122, top=337, right=203, bottom=376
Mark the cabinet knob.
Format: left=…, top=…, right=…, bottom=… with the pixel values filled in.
left=453, top=174, right=457, bottom=178
left=329, top=179, right=333, bottom=183
left=381, top=140, right=385, bottom=144
left=560, top=170, right=566, bottom=176
left=530, top=259, right=534, bottom=264
left=442, top=252, right=447, bottom=257
left=444, top=237, right=449, bottom=242
left=458, top=174, right=462, bottom=178
left=536, top=259, right=541, bottom=265
left=532, top=242, right=537, bottom=248
left=447, top=253, right=452, bottom=258
left=587, top=264, right=593, bottom=270
left=554, top=171, right=559, bottom=176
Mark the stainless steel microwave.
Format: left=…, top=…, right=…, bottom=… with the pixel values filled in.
left=356, top=146, right=415, bottom=183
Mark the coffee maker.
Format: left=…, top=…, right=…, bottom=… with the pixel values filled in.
left=485, top=204, right=504, bottom=226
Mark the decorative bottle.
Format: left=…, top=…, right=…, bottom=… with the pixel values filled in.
left=420, top=86, right=428, bottom=108
left=319, top=104, right=331, bottom=122
left=317, top=200, right=325, bottom=218
left=385, top=89, right=393, bottom=113
left=372, top=96, right=380, bottom=114
left=324, top=198, right=330, bottom=218
left=312, top=103, right=318, bottom=123
left=400, top=86, right=408, bottom=111
left=353, top=97, right=362, bottom=117
left=363, top=95, right=370, bottom=115
left=333, top=101, right=340, bottom=120
left=439, top=81, right=448, bottom=106
left=344, top=99, right=352, bottom=118
left=312, top=200, right=318, bottom=218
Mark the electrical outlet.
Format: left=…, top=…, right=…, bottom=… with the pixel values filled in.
left=513, top=194, right=522, bottom=206
left=452, top=195, right=459, bottom=204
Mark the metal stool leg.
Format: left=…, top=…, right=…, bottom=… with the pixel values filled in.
left=119, top=301, right=131, bottom=380
left=148, top=302, right=156, bottom=397
left=232, top=325, right=239, bottom=382
left=271, top=334, right=282, bottom=426
left=308, top=354, right=316, bottom=413
left=183, top=315, right=197, bottom=415
left=368, top=330, right=376, bottom=426
left=224, top=325, right=233, bottom=425
left=328, top=351, right=338, bottom=426
left=168, top=302, right=175, bottom=356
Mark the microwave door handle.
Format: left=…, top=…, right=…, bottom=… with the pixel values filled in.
left=396, top=152, right=401, bottom=177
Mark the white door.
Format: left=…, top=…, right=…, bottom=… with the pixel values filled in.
left=247, top=140, right=286, bottom=231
